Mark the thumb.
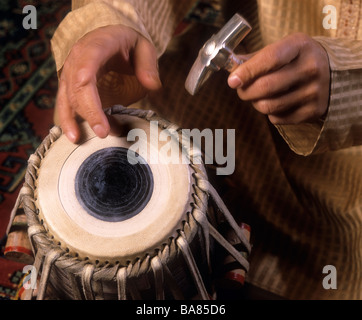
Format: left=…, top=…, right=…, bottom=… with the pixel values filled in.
left=133, top=37, right=162, bottom=91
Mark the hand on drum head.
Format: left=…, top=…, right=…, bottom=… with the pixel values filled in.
left=55, top=25, right=162, bottom=143
left=228, top=33, right=330, bottom=125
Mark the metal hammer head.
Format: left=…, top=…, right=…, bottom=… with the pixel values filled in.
left=185, top=14, right=252, bottom=95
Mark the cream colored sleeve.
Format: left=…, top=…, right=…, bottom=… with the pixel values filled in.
left=50, top=0, right=196, bottom=73
left=275, top=37, right=362, bottom=156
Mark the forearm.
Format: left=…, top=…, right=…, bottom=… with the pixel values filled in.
left=276, top=37, right=362, bottom=155
left=51, top=0, right=196, bottom=73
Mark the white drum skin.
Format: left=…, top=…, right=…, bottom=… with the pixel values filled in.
left=36, top=114, right=192, bottom=264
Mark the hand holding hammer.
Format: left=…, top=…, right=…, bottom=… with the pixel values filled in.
left=185, top=14, right=331, bottom=125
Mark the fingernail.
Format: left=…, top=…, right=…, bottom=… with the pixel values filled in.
left=148, top=70, right=162, bottom=88
left=66, top=131, right=77, bottom=144
left=92, top=124, right=108, bottom=138
left=228, top=74, right=242, bottom=88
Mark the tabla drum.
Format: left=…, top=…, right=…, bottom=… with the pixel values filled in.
left=17, top=105, right=251, bottom=300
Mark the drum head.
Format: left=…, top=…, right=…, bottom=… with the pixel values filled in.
left=36, top=114, right=192, bottom=264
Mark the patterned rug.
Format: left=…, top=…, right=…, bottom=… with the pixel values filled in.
left=0, top=0, right=70, bottom=300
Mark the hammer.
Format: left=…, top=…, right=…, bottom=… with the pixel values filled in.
left=185, top=14, right=252, bottom=95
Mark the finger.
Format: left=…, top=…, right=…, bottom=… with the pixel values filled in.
left=65, top=28, right=137, bottom=138
left=239, top=50, right=326, bottom=102
left=67, top=67, right=110, bottom=139
left=249, top=82, right=320, bottom=117
left=228, top=34, right=304, bottom=89
left=237, top=61, right=302, bottom=101
left=56, top=76, right=80, bottom=143
left=133, top=37, right=162, bottom=91
left=268, top=102, right=323, bottom=125
left=66, top=44, right=117, bottom=138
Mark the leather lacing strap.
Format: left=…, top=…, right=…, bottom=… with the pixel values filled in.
left=21, top=250, right=43, bottom=300
left=82, top=264, right=95, bottom=300
left=199, top=178, right=252, bottom=255
left=208, top=223, right=249, bottom=271
left=6, top=187, right=25, bottom=235
left=116, top=266, right=128, bottom=300
left=151, top=255, right=165, bottom=300
left=128, top=259, right=143, bottom=300
left=37, top=248, right=63, bottom=300
left=159, top=241, right=185, bottom=300
left=177, top=231, right=209, bottom=300
left=191, top=190, right=211, bottom=270
left=27, top=224, right=45, bottom=254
